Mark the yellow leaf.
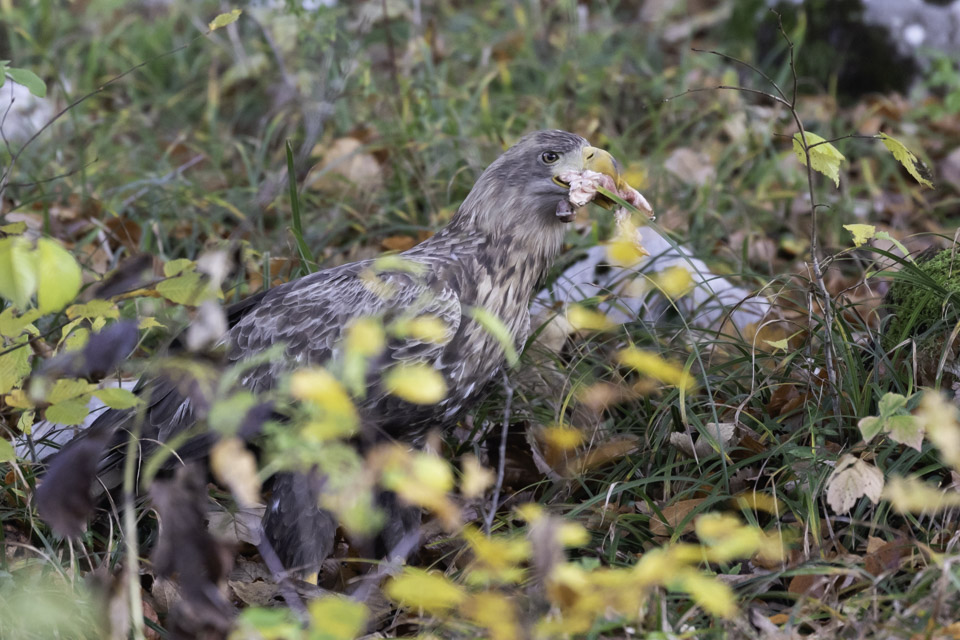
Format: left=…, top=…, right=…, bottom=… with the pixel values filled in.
left=733, top=491, right=785, bottom=515
left=384, top=568, right=467, bottom=614
left=566, top=304, right=614, bottom=331
left=883, top=475, right=960, bottom=514
left=557, top=521, right=590, bottom=547
left=917, top=390, right=960, bottom=469
left=208, top=8, right=242, bottom=31
left=844, top=223, right=876, bottom=247
left=383, top=363, right=447, bottom=404
left=462, top=526, right=530, bottom=585
left=306, top=596, right=368, bottom=640
left=289, top=368, right=359, bottom=439
left=878, top=133, right=933, bottom=188
left=673, top=569, right=737, bottom=618
left=606, top=215, right=649, bottom=267
left=210, top=437, right=261, bottom=508
left=793, top=132, right=845, bottom=187
left=654, top=266, right=693, bottom=299
left=345, top=317, right=386, bottom=357
left=460, top=454, right=494, bottom=498
left=4, top=388, right=32, bottom=409
left=541, top=424, right=584, bottom=451
left=617, top=346, right=694, bottom=390
left=391, top=315, right=450, bottom=343
left=461, top=592, right=520, bottom=640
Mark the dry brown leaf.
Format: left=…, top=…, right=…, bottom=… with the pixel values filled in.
left=566, top=435, right=640, bottom=475
left=649, top=498, right=705, bottom=537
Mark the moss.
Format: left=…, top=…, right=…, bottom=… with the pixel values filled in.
left=885, top=249, right=960, bottom=352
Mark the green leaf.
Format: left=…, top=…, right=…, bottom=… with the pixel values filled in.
left=208, top=9, right=242, bottom=31
left=878, top=392, right=908, bottom=418
left=157, top=271, right=210, bottom=306
left=878, top=133, right=933, bottom=189
left=793, top=132, right=845, bottom=188
left=858, top=416, right=883, bottom=442
left=92, top=387, right=141, bottom=410
left=0, top=338, right=31, bottom=395
left=45, top=398, right=91, bottom=426
left=0, top=236, right=38, bottom=309
left=6, top=67, right=46, bottom=98
left=0, top=221, right=27, bottom=235
left=163, top=258, right=195, bottom=277
left=36, top=238, right=82, bottom=313
left=46, top=378, right=97, bottom=404
left=0, top=438, right=14, bottom=462
left=0, top=307, right=41, bottom=338
left=843, top=224, right=876, bottom=247
left=887, top=414, right=923, bottom=451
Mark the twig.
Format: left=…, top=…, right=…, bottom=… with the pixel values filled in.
left=348, top=530, right=421, bottom=604
left=255, top=526, right=310, bottom=622
left=5, top=158, right=99, bottom=188
left=484, top=372, right=513, bottom=534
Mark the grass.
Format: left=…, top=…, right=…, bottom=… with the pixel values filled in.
left=2, top=0, right=960, bottom=638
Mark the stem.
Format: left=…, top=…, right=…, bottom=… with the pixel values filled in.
left=122, top=420, right=145, bottom=640
left=484, top=372, right=513, bottom=535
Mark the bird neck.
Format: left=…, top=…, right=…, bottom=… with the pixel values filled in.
left=448, top=192, right=568, bottom=287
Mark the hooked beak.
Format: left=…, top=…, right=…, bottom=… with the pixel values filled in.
left=552, top=145, right=628, bottom=209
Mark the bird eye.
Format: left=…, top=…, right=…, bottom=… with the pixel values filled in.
left=540, top=151, right=560, bottom=164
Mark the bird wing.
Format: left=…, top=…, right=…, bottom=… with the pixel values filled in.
left=227, top=258, right=463, bottom=392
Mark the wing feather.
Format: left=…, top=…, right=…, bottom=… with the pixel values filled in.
left=227, top=259, right=462, bottom=392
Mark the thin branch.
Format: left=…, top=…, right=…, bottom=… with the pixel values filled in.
left=484, top=372, right=513, bottom=535
left=690, top=46, right=790, bottom=104
left=663, top=85, right=789, bottom=107
left=5, top=158, right=99, bottom=188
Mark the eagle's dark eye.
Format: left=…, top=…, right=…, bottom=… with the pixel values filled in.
left=540, top=150, right=560, bottom=164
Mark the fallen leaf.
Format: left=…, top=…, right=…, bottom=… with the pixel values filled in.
left=826, top=454, right=884, bottom=514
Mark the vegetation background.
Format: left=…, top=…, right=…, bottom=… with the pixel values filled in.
left=1, top=0, right=960, bottom=638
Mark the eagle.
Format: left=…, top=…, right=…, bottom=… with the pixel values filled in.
left=37, top=129, right=633, bottom=574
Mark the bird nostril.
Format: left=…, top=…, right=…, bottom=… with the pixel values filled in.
left=584, top=151, right=595, bottom=160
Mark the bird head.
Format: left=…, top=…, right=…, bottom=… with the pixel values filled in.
left=457, top=130, right=628, bottom=235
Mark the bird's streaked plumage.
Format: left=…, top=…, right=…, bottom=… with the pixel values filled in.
left=37, top=129, right=627, bottom=573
